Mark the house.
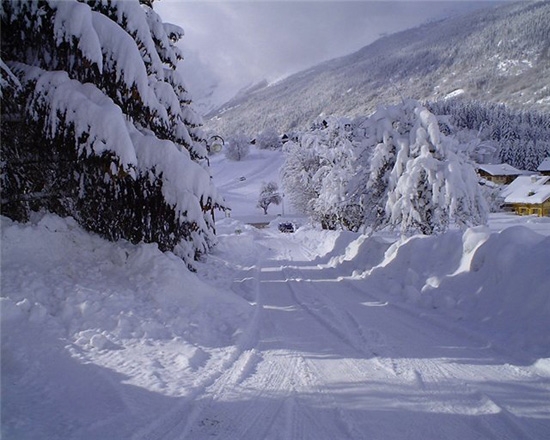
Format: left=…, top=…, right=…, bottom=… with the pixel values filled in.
left=477, top=163, right=527, bottom=185
left=537, top=157, right=550, bottom=176
left=502, top=175, right=550, bottom=217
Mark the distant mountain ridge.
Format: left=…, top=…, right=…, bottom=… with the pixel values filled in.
left=205, top=1, right=550, bottom=137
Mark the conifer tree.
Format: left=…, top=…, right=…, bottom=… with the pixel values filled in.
left=427, top=99, right=550, bottom=172
left=0, top=0, right=223, bottom=265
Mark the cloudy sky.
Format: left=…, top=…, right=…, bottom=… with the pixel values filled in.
left=154, top=1, right=504, bottom=113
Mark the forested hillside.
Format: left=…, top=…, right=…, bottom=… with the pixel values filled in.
left=206, top=1, right=550, bottom=137
left=427, top=100, right=550, bottom=171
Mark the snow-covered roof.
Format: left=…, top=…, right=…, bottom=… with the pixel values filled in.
left=503, top=175, right=550, bottom=204
left=537, top=157, right=550, bottom=172
left=501, top=174, right=549, bottom=197
left=477, top=163, right=526, bottom=176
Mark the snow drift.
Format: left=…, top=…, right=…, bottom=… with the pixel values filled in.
left=356, top=225, right=550, bottom=358
left=1, top=214, right=251, bottom=346
left=1, top=214, right=252, bottom=438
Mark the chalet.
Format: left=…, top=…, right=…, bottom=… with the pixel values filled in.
left=477, top=163, right=527, bottom=185
left=502, top=175, right=550, bottom=217
left=537, top=157, right=550, bottom=176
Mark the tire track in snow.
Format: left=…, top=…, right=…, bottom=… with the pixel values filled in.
left=271, top=270, right=387, bottom=439
left=179, top=260, right=368, bottom=440
left=163, top=259, right=317, bottom=440
left=295, top=354, right=364, bottom=440
left=283, top=269, right=370, bottom=357
left=182, top=354, right=305, bottom=440
left=176, top=260, right=346, bottom=439
left=129, top=347, right=239, bottom=440
left=420, top=360, right=549, bottom=440
left=136, top=229, right=549, bottom=440
left=173, top=262, right=269, bottom=440
left=340, top=273, right=534, bottom=367
left=282, top=264, right=538, bottom=431
left=132, top=259, right=267, bottom=440
left=283, top=269, right=420, bottom=383
left=336, top=274, right=550, bottom=438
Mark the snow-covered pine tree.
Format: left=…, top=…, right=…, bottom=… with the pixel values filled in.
left=427, top=99, right=550, bottom=171
left=0, top=0, right=223, bottom=265
left=257, top=181, right=282, bottom=215
left=355, top=100, right=488, bottom=235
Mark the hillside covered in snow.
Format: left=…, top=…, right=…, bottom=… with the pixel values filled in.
left=206, top=1, right=550, bottom=137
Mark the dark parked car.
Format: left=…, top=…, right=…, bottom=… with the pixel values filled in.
left=278, top=222, right=295, bottom=233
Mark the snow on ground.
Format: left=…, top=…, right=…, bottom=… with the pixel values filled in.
left=1, top=214, right=252, bottom=439
left=2, top=147, right=550, bottom=439
left=209, top=147, right=302, bottom=225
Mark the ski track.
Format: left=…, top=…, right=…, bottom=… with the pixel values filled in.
left=132, top=230, right=550, bottom=440
left=132, top=259, right=267, bottom=440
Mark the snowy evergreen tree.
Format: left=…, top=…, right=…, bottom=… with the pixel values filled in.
left=224, top=133, right=251, bottom=161
left=0, top=0, right=223, bottom=265
left=354, top=100, right=488, bottom=234
left=257, top=181, right=282, bottom=215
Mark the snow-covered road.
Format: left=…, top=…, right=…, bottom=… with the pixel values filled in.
left=136, top=227, right=550, bottom=440
left=3, top=214, right=550, bottom=439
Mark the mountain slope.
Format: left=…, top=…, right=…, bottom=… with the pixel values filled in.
left=206, top=1, right=550, bottom=136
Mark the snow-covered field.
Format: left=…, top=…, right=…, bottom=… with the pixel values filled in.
left=209, top=148, right=295, bottom=225
left=2, top=148, right=550, bottom=439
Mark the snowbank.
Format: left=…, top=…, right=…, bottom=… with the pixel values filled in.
left=1, top=214, right=252, bottom=438
left=1, top=214, right=250, bottom=345
left=363, top=225, right=550, bottom=357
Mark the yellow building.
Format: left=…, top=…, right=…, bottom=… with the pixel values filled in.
left=503, top=175, right=550, bottom=217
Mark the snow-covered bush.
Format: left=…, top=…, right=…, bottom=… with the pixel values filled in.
left=256, top=127, right=282, bottom=150
left=225, top=133, right=251, bottom=161
left=0, top=0, right=223, bottom=264
left=282, top=117, right=361, bottom=230
left=281, top=139, right=319, bottom=217
left=257, top=181, right=282, bottom=215
left=282, top=101, right=488, bottom=234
